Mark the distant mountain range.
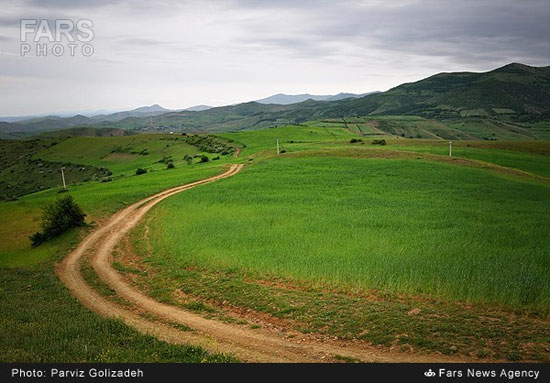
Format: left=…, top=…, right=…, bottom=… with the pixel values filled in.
left=1, top=63, right=548, bottom=139
left=255, top=92, right=379, bottom=105
left=183, top=105, right=212, bottom=112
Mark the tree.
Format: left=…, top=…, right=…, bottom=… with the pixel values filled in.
left=30, top=195, right=86, bottom=247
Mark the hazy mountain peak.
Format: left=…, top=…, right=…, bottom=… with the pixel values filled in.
left=184, top=105, right=212, bottom=112
left=131, top=104, right=170, bottom=113
left=255, top=92, right=377, bottom=105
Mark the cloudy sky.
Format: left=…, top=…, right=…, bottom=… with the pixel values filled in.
left=0, top=0, right=549, bottom=116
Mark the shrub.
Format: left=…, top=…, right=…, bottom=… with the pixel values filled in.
left=166, top=162, right=175, bottom=169
left=158, top=156, right=173, bottom=164
left=350, top=138, right=363, bottom=143
left=212, top=156, right=220, bottom=161
left=30, top=195, right=86, bottom=247
left=199, top=155, right=209, bottom=163
left=135, top=168, right=147, bottom=175
left=372, top=139, right=386, bottom=145
left=183, top=154, right=193, bottom=165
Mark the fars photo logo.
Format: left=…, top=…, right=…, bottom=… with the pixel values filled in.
left=20, top=18, right=94, bottom=57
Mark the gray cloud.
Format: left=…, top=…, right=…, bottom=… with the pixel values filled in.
left=25, top=0, right=122, bottom=9
left=0, top=0, right=548, bottom=115
left=234, top=0, right=549, bottom=66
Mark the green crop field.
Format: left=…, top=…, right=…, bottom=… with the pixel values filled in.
left=139, top=156, right=550, bottom=309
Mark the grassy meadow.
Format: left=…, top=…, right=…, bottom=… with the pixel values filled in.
left=1, top=123, right=549, bottom=361
left=385, top=139, right=550, bottom=178
left=36, top=134, right=202, bottom=175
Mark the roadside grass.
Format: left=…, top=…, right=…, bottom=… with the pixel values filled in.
left=0, top=266, right=235, bottom=362
left=122, top=256, right=550, bottom=361
left=140, top=156, right=550, bottom=310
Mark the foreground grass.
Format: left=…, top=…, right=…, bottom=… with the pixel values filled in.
left=0, top=265, right=234, bottom=362
left=123, top=257, right=550, bottom=361
left=142, top=156, right=550, bottom=309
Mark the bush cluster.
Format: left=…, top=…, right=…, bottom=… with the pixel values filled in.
left=30, top=195, right=86, bottom=247
left=372, top=139, right=386, bottom=145
left=181, top=135, right=235, bottom=154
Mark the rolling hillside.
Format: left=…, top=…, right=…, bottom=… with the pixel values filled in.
left=106, top=63, right=550, bottom=136
left=322, top=63, right=550, bottom=119
left=1, top=63, right=548, bottom=139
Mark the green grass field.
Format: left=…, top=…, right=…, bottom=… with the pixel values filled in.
left=217, top=124, right=358, bottom=156
left=0, top=266, right=234, bottom=362
left=142, top=156, right=550, bottom=309
left=385, top=140, right=550, bottom=178
left=35, top=134, right=203, bottom=175
left=1, top=125, right=549, bottom=362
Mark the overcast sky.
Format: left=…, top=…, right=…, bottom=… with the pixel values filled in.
left=0, top=0, right=549, bottom=116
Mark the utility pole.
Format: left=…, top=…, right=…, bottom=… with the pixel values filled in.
left=449, top=141, right=452, bottom=157
left=60, top=167, right=66, bottom=190
left=276, top=139, right=280, bottom=155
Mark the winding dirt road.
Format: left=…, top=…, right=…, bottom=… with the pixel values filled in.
left=57, top=163, right=474, bottom=363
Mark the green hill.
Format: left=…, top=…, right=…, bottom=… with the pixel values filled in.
left=2, top=63, right=549, bottom=138
left=126, top=63, right=550, bottom=135
left=327, top=63, right=550, bottom=119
